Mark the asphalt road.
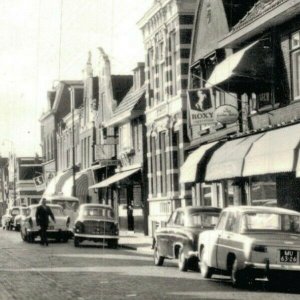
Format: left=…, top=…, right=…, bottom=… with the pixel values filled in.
left=0, top=230, right=300, bottom=300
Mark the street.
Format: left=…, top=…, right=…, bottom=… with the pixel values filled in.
left=0, top=231, right=299, bottom=300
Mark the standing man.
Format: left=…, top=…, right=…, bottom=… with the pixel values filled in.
left=35, top=198, right=55, bottom=246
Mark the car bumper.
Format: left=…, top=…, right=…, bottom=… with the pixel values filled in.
left=245, top=260, right=300, bottom=272
left=74, top=233, right=119, bottom=239
left=27, top=229, right=71, bottom=234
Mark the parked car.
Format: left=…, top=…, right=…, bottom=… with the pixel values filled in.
left=1, top=207, right=22, bottom=230
left=153, top=206, right=221, bottom=271
left=13, top=207, right=30, bottom=231
left=73, top=204, right=119, bottom=248
left=198, top=206, right=300, bottom=287
left=20, top=204, right=72, bottom=243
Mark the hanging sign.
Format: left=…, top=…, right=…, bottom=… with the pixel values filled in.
left=33, top=175, right=46, bottom=192
left=214, top=105, right=239, bottom=125
left=187, top=89, right=214, bottom=126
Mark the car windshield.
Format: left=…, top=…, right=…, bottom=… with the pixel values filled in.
left=81, top=207, right=114, bottom=219
left=51, top=200, right=79, bottom=211
left=186, top=212, right=219, bottom=228
left=242, top=212, right=300, bottom=233
left=11, top=208, right=20, bottom=216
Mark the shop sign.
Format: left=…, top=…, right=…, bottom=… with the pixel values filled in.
left=187, top=89, right=214, bottom=126
left=214, top=105, right=239, bottom=125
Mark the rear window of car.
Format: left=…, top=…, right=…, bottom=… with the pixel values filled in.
left=186, top=212, right=219, bottom=228
left=242, top=212, right=300, bottom=233
left=11, top=209, right=20, bottom=216
left=81, top=207, right=114, bottom=219
left=51, top=200, right=79, bottom=211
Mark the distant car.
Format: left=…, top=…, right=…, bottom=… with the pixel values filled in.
left=73, top=204, right=119, bottom=248
left=13, top=207, right=30, bottom=231
left=198, top=206, right=300, bottom=287
left=153, top=206, right=221, bottom=272
left=20, top=204, right=72, bottom=243
left=1, top=207, right=22, bottom=230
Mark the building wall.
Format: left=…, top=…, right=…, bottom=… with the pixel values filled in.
left=138, top=0, right=197, bottom=236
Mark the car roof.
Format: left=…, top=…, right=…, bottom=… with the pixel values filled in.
left=174, top=206, right=222, bottom=213
left=29, top=204, right=63, bottom=209
left=42, top=195, right=79, bottom=201
left=79, top=204, right=113, bottom=208
left=222, top=205, right=300, bottom=216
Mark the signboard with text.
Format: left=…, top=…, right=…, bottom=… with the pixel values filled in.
left=187, top=89, right=214, bottom=126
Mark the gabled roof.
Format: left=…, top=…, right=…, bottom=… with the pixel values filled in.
left=111, top=75, right=133, bottom=105
left=231, top=0, right=289, bottom=33
left=106, top=85, right=146, bottom=127
left=114, top=85, right=146, bottom=116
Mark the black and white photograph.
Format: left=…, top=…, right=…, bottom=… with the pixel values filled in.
left=0, top=0, right=300, bottom=299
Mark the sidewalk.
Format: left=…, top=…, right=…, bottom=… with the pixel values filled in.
left=118, top=231, right=153, bottom=255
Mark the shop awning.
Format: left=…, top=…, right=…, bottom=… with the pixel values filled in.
left=89, top=168, right=141, bottom=189
left=206, top=40, right=273, bottom=89
left=43, top=169, right=72, bottom=196
left=205, top=133, right=264, bottom=181
left=243, top=123, right=300, bottom=177
left=180, top=142, right=219, bottom=183
left=61, top=172, right=89, bottom=197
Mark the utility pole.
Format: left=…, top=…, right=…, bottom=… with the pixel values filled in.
left=69, top=87, right=77, bottom=197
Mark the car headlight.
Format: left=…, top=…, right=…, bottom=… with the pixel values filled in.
left=75, top=221, right=83, bottom=233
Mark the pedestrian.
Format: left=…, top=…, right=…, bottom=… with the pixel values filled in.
left=35, top=199, right=55, bottom=246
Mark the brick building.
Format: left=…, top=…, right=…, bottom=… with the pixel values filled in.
left=138, top=0, right=197, bottom=236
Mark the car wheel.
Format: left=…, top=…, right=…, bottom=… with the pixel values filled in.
left=199, top=247, right=213, bottom=278
left=178, top=248, right=188, bottom=272
left=20, top=228, right=27, bottom=242
left=154, top=245, right=164, bottom=266
left=231, top=258, right=247, bottom=287
left=74, top=237, right=80, bottom=247
left=107, top=239, right=118, bottom=249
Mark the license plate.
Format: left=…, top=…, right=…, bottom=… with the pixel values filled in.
left=280, top=250, right=298, bottom=263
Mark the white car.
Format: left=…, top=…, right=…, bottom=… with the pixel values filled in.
left=198, top=206, right=300, bottom=287
left=20, top=204, right=72, bottom=243
left=13, top=207, right=30, bottom=231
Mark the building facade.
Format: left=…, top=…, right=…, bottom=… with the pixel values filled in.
left=182, top=0, right=300, bottom=211
left=138, top=0, right=197, bottom=236
left=15, top=157, right=43, bottom=206
left=104, top=63, right=148, bottom=234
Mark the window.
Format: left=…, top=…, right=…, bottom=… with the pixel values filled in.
left=291, top=31, right=300, bottom=100
left=151, top=136, right=157, bottom=197
left=174, top=211, right=184, bottom=226
left=170, top=31, right=177, bottom=96
left=160, top=132, right=167, bottom=196
left=216, top=212, right=228, bottom=230
left=225, top=212, right=239, bottom=232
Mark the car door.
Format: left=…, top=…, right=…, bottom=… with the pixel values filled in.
left=216, top=211, right=240, bottom=270
left=157, top=211, right=176, bottom=257
left=169, top=211, right=185, bottom=257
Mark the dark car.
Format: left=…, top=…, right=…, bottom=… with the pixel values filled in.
left=153, top=206, right=221, bottom=271
left=73, top=204, right=119, bottom=248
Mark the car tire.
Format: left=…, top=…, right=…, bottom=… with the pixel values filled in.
left=107, top=239, right=118, bottom=249
left=74, top=237, right=80, bottom=247
left=231, top=258, right=247, bottom=287
left=199, top=247, right=213, bottom=278
left=154, top=245, right=164, bottom=266
left=178, top=248, right=188, bottom=272
left=20, top=228, right=27, bottom=242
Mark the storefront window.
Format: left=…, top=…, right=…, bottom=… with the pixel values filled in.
left=224, top=180, right=234, bottom=206
left=201, top=184, right=212, bottom=206
left=249, top=175, right=277, bottom=206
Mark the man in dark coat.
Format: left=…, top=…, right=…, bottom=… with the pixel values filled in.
left=35, top=198, right=55, bottom=246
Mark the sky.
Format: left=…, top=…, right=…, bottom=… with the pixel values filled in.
left=0, top=0, right=152, bottom=156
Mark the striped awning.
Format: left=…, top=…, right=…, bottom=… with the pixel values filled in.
left=43, top=169, right=72, bottom=196
left=89, top=168, right=140, bottom=189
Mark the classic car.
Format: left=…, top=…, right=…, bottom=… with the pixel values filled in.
left=198, top=206, right=300, bottom=286
left=1, top=207, right=22, bottom=230
left=20, top=204, right=72, bottom=243
left=73, top=204, right=119, bottom=248
left=153, top=206, right=221, bottom=271
left=13, top=207, right=30, bottom=231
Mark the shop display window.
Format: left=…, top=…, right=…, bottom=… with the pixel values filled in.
left=249, top=175, right=277, bottom=206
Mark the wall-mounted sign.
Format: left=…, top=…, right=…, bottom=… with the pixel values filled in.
left=214, top=105, right=239, bottom=125
left=187, top=89, right=214, bottom=126
left=33, top=175, right=46, bottom=192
